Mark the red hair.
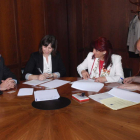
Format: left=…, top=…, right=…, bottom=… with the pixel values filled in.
left=92, top=37, right=113, bottom=69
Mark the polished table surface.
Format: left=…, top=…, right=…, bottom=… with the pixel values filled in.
left=0, top=77, right=140, bottom=140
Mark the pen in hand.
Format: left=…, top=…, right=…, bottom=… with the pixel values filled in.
left=120, top=77, right=124, bottom=84
left=37, top=68, right=43, bottom=74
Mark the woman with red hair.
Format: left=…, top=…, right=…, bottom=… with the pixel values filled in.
left=77, top=37, right=124, bottom=83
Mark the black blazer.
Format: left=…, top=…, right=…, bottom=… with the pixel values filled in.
left=23, top=51, right=66, bottom=79
left=0, top=56, right=17, bottom=84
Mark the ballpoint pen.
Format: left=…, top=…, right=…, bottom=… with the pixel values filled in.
left=120, top=77, right=123, bottom=81
left=120, top=77, right=124, bottom=84
left=37, top=68, right=43, bottom=74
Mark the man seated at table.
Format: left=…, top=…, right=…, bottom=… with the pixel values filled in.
left=0, top=56, right=17, bottom=92
left=118, top=39, right=140, bottom=91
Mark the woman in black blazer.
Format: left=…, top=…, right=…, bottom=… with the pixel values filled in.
left=23, top=35, right=66, bottom=80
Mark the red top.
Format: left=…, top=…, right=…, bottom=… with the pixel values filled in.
left=99, top=60, right=104, bottom=76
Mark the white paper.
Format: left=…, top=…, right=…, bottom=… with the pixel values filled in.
left=108, top=88, right=140, bottom=103
left=7, top=90, right=16, bottom=94
left=100, top=97, right=138, bottom=110
left=40, top=79, right=70, bottom=88
left=23, top=79, right=52, bottom=86
left=71, top=79, right=104, bottom=92
left=34, top=89, right=60, bottom=102
left=89, top=92, right=113, bottom=103
left=18, top=88, right=33, bottom=96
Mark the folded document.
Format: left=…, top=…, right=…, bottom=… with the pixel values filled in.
left=108, top=88, right=140, bottom=103
left=34, top=89, right=60, bottom=102
left=71, top=79, right=104, bottom=92
left=18, top=88, right=33, bottom=96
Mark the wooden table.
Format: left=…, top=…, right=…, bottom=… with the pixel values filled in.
left=0, top=77, right=140, bottom=140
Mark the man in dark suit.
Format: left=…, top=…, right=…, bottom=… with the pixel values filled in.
left=0, top=56, right=17, bottom=92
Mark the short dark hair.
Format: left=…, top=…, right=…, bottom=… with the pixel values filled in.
left=92, top=37, right=113, bottom=69
left=39, top=35, right=57, bottom=55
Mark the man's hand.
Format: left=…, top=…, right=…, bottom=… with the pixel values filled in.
left=0, top=78, right=16, bottom=91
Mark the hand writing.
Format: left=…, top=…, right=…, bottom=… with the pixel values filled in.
left=123, top=77, right=134, bottom=84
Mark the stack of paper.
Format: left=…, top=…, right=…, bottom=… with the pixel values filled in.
left=108, top=88, right=140, bottom=103
left=34, top=89, right=60, bottom=102
left=71, top=79, right=104, bottom=92
left=23, top=79, right=52, bottom=86
left=89, top=88, right=140, bottom=110
left=18, top=88, right=34, bottom=96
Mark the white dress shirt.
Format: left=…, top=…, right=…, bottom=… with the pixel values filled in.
left=43, top=55, right=52, bottom=74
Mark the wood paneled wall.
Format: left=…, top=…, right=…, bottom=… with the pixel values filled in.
left=0, top=0, right=139, bottom=80
left=67, top=0, right=140, bottom=76
left=0, top=0, right=20, bottom=78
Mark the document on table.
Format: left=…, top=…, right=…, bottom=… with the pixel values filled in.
left=108, top=88, right=140, bottom=103
left=100, top=97, right=138, bottom=110
left=18, top=88, right=33, bottom=96
left=89, top=92, right=113, bottom=103
left=40, top=79, right=70, bottom=88
left=71, top=79, right=104, bottom=92
left=23, top=79, right=52, bottom=86
left=34, top=89, right=60, bottom=102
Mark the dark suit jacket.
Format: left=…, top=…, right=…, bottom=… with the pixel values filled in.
left=0, top=56, right=17, bottom=84
left=23, top=51, right=66, bottom=79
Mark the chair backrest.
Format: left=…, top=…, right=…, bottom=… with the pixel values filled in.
left=20, top=68, right=25, bottom=80
left=21, top=68, right=24, bottom=74
left=123, top=68, right=132, bottom=78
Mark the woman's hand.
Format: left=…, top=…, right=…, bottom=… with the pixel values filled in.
left=95, top=77, right=107, bottom=83
left=38, top=73, right=56, bottom=80
left=123, top=77, right=134, bottom=84
left=38, top=74, right=48, bottom=81
left=81, top=70, right=90, bottom=80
